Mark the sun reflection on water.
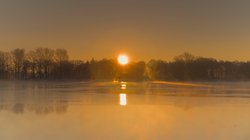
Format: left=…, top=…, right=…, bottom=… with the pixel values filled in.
left=120, top=82, right=127, bottom=90
left=119, top=82, right=127, bottom=106
left=119, top=93, right=127, bottom=106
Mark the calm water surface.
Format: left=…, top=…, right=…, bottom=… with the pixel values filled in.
left=0, top=81, right=250, bottom=140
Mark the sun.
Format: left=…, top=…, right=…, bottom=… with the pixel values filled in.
left=118, top=54, right=129, bottom=65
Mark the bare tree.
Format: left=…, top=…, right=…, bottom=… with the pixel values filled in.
left=0, top=51, right=5, bottom=78
left=26, top=50, right=37, bottom=79
left=4, top=52, right=13, bottom=79
left=11, top=49, right=25, bottom=79
left=35, top=48, right=55, bottom=79
left=54, top=49, right=69, bottom=79
left=174, top=52, right=196, bottom=63
left=55, top=49, right=69, bottom=62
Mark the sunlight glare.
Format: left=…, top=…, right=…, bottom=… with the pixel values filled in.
left=118, top=54, right=129, bottom=65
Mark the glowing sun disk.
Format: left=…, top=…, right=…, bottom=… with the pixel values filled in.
left=118, top=54, right=129, bottom=65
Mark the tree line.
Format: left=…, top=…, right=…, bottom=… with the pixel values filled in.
left=147, top=53, right=250, bottom=81
left=1, top=48, right=250, bottom=81
left=0, top=48, right=145, bottom=81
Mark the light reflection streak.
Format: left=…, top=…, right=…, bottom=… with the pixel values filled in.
left=120, top=82, right=127, bottom=90
left=119, top=93, right=127, bottom=106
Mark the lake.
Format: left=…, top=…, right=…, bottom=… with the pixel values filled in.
left=0, top=81, right=250, bottom=140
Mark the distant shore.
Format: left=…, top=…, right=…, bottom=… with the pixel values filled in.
left=1, top=49, right=250, bottom=81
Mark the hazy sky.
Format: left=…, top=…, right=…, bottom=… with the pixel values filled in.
left=0, top=0, right=250, bottom=61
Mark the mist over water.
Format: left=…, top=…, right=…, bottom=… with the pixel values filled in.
left=0, top=81, right=250, bottom=140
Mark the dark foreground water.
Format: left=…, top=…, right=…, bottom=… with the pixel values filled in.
left=0, top=81, right=250, bottom=140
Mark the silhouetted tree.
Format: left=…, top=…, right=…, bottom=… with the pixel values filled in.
left=35, top=48, right=54, bottom=79
left=0, top=51, right=6, bottom=79
left=54, top=48, right=69, bottom=79
left=26, top=50, right=37, bottom=79
left=4, top=52, right=13, bottom=79
left=147, top=60, right=171, bottom=80
left=11, top=48, right=25, bottom=79
left=90, top=59, right=117, bottom=80
left=125, top=61, right=146, bottom=81
left=174, top=52, right=196, bottom=63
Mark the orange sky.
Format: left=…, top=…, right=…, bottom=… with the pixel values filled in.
left=0, top=0, right=250, bottom=61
